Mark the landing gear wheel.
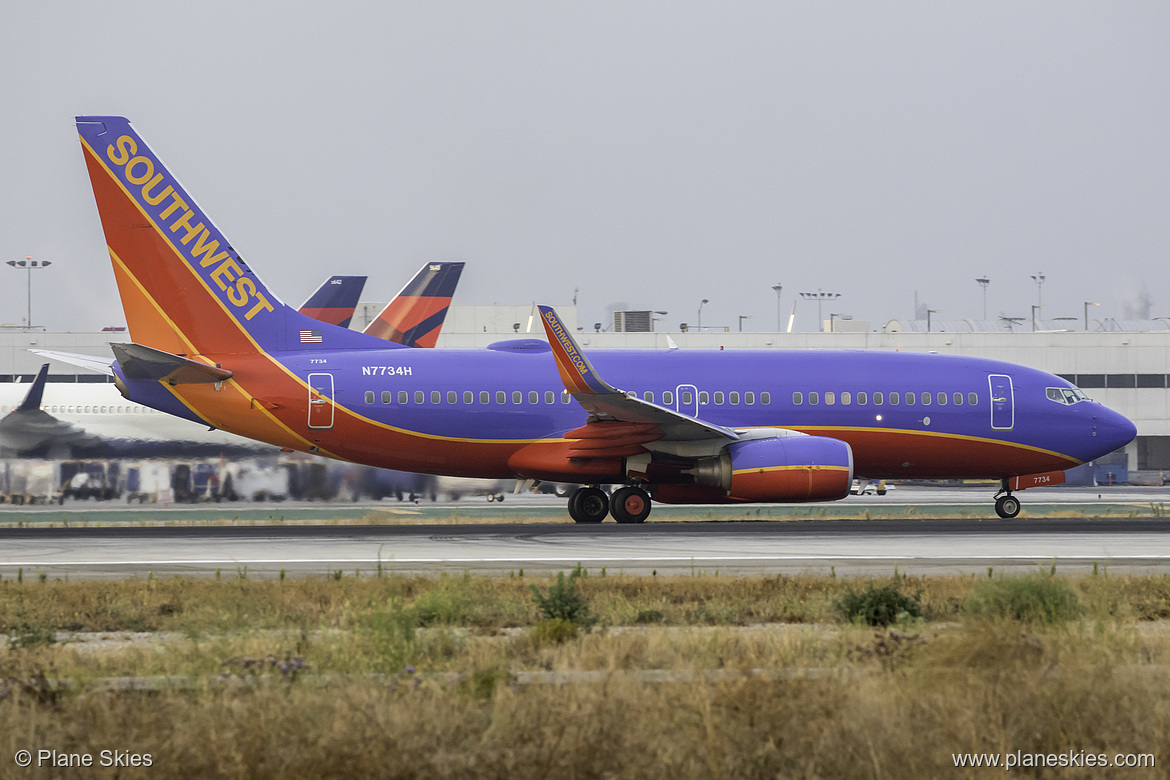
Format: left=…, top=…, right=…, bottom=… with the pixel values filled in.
left=568, top=487, right=609, bottom=524
left=995, top=495, right=1021, bottom=519
left=611, top=486, right=651, bottom=524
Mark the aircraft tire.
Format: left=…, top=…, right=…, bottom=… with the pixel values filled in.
left=995, top=495, right=1021, bottom=519
left=568, top=487, right=608, bottom=523
left=611, top=486, right=651, bottom=524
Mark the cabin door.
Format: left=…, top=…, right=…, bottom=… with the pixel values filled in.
left=676, top=384, right=699, bottom=417
left=307, top=373, right=335, bottom=429
left=988, top=374, right=1014, bottom=431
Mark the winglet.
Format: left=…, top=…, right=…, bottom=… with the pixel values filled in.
left=537, top=305, right=613, bottom=395
left=15, top=364, right=50, bottom=412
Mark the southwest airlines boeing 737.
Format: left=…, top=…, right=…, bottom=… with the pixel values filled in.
left=74, top=115, right=1136, bottom=523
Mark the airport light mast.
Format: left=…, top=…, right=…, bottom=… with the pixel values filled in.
left=800, top=290, right=840, bottom=333
left=975, top=277, right=990, bottom=320
left=6, top=255, right=52, bottom=329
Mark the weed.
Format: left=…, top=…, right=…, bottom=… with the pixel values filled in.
left=835, top=581, right=922, bottom=627
left=529, top=568, right=595, bottom=629
left=964, top=574, right=1082, bottom=624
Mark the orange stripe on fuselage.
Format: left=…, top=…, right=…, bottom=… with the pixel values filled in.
left=794, top=427, right=1080, bottom=479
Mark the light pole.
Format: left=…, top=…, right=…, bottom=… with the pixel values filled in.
left=926, top=309, right=939, bottom=332
left=1083, top=301, right=1100, bottom=331
left=975, top=277, right=989, bottom=320
left=1031, top=271, right=1046, bottom=311
left=6, top=255, right=52, bottom=328
left=771, top=283, right=783, bottom=331
left=738, top=315, right=752, bottom=332
left=697, top=299, right=708, bottom=331
left=799, top=290, right=840, bottom=333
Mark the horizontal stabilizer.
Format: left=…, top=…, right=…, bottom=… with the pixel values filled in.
left=111, top=343, right=233, bottom=385
left=28, top=349, right=115, bottom=376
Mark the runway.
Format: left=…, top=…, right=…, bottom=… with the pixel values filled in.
left=2, top=516, right=1168, bottom=579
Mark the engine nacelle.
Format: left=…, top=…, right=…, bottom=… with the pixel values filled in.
left=724, top=435, right=853, bottom=502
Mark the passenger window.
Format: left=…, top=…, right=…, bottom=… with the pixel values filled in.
left=840, top=391, right=851, bottom=405
left=921, top=393, right=931, bottom=406
left=464, top=391, right=473, bottom=404
left=825, top=392, right=835, bottom=405
left=546, top=391, right=555, bottom=404
left=793, top=391, right=804, bottom=405
left=643, top=391, right=654, bottom=402
left=953, top=392, right=963, bottom=405
left=904, top=392, right=914, bottom=406
left=968, top=392, right=978, bottom=405
left=414, top=390, right=424, bottom=404
left=364, top=391, right=374, bottom=404
left=529, top=391, right=539, bottom=404
left=874, top=392, right=884, bottom=405
left=809, top=392, right=820, bottom=405
left=729, top=391, right=740, bottom=405
left=561, top=393, right=571, bottom=404
left=448, top=391, right=457, bottom=404
left=699, top=391, right=709, bottom=404
left=761, top=392, right=771, bottom=404
left=399, top=391, right=408, bottom=404
left=681, top=391, right=694, bottom=404
left=431, top=391, right=441, bottom=404
left=480, top=391, right=489, bottom=404
left=512, top=391, right=522, bottom=404
left=496, top=391, right=506, bottom=404
left=664, top=390, right=674, bottom=404
left=857, top=392, right=867, bottom=405
left=382, top=391, right=392, bottom=404
left=936, top=392, right=946, bottom=405
left=745, top=391, right=755, bottom=404
left=714, top=391, right=725, bottom=405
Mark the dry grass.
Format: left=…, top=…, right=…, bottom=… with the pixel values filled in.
left=2, top=571, right=1169, bottom=778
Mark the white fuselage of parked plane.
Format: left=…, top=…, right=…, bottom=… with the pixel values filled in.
left=0, top=381, right=272, bottom=450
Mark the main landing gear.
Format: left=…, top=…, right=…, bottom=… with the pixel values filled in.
left=567, top=485, right=651, bottom=524
left=993, top=479, right=1021, bottom=519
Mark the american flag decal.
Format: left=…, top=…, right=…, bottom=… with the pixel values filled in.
left=300, top=330, right=323, bottom=343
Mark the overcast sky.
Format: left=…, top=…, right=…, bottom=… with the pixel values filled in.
left=2, top=1, right=1168, bottom=334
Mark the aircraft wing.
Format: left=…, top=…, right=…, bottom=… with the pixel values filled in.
left=537, top=305, right=738, bottom=445
left=28, top=349, right=115, bottom=376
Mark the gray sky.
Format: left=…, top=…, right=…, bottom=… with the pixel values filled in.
left=3, top=1, right=1169, bottom=334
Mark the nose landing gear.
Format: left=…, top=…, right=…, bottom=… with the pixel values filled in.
left=993, top=479, right=1021, bottom=518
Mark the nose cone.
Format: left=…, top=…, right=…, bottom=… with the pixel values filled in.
left=1095, top=405, right=1137, bottom=456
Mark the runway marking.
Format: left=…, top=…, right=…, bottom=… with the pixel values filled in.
left=6, top=554, right=1170, bottom=568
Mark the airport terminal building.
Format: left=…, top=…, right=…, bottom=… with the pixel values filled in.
left=3, top=308, right=1166, bottom=478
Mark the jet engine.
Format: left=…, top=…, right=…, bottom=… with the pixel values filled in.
left=657, top=434, right=853, bottom=503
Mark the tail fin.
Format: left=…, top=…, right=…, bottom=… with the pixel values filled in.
left=363, top=261, right=464, bottom=347
left=15, top=364, right=50, bottom=412
left=76, top=116, right=386, bottom=357
left=298, top=275, right=367, bottom=328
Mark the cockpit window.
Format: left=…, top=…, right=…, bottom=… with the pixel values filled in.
left=1046, top=387, right=1089, bottom=405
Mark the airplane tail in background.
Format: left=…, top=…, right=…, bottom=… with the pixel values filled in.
left=363, top=262, right=464, bottom=348
left=298, top=275, right=368, bottom=328
left=75, top=116, right=387, bottom=358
